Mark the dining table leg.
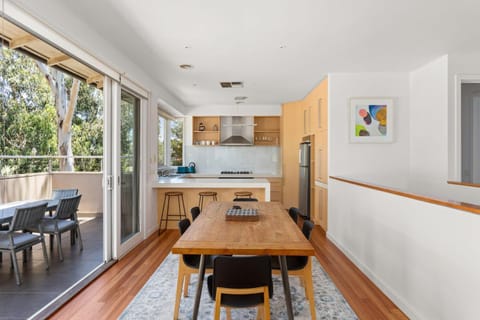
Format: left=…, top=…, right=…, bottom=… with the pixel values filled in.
left=192, top=254, right=206, bottom=320
left=279, top=255, right=295, bottom=320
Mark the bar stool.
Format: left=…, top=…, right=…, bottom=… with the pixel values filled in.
left=234, top=191, right=253, bottom=200
left=158, top=191, right=187, bottom=235
left=198, top=191, right=217, bottom=210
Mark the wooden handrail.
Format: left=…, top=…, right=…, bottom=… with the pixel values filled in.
left=330, top=176, right=480, bottom=215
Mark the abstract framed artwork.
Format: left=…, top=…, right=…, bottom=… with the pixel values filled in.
left=349, top=97, right=394, bottom=143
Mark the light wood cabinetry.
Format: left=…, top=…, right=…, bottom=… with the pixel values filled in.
left=313, top=185, right=328, bottom=231
left=254, top=116, right=280, bottom=145
left=281, top=77, right=328, bottom=230
left=192, top=116, right=220, bottom=146
left=267, top=178, right=282, bottom=202
left=281, top=101, right=303, bottom=209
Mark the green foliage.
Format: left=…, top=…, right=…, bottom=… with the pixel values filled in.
left=170, top=120, right=183, bottom=166
left=0, top=47, right=103, bottom=174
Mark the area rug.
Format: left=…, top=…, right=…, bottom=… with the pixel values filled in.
left=120, top=254, right=357, bottom=319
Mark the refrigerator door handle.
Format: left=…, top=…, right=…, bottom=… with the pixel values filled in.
left=299, top=149, right=302, bottom=164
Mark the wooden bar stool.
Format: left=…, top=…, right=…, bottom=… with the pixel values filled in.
left=158, top=191, right=187, bottom=235
left=234, top=191, right=253, bottom=200
left=198, top=191, right=217, bottom=210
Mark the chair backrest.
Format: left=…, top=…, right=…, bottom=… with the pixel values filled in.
left=301, top=220, right=315, bottom=240
left=211, top=255, right=273, bottom=306
left=52, top=188, right=78, bottom=200
left=9, top=202, right=48, bottom=232
left=288, top=207, right=300, bottom=224
left=190, top=206, right=201, bottom=221
left=232, top=198, right=258, bottom=202
left=54, top=195, right=82, bottom=220
left=178, top=218, right=191, bottom=235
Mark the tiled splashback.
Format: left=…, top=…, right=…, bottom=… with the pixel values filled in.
left=185, top=146, right=281, bottom=175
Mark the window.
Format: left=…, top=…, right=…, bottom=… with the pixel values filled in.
left=158, top=114, right=183, bottom=168
left=460, top=82, right=480, bottom=183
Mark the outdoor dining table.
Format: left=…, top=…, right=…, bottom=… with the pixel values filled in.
left=171, top=201, right=315, bottom=320
left=0, top=199, right=59, bottom=224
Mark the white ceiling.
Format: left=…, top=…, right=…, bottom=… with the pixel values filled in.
left=18, top=0, right=480, bottom=109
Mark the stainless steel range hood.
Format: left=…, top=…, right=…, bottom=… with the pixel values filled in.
left=220, top=116, right=254, bottom=146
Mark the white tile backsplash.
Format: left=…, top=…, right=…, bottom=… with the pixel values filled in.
left=185, top=146, right=281, bottom=175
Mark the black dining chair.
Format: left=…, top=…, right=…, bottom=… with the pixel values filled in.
left=174, top=218, right=214, bottom=319
left=288, top=207, right=300, bottom=224
left=208, top=255, right=273, bottom=320
left=271, top=220, right=316, bottom=319
left=0, top=202, right=50, bottom=285
left=28, top=195, right=83, bottom=261
left=190, top=206, right=201, bottom=221
left=233, top=198, right=258, bottom=202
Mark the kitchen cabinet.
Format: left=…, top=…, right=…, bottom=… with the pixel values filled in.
left=192, top=116, right=220, bottom=146
left=267, top=177, right=282, bottom=202
left=254, top=116, right=280, bottom=145
left=314, top=130, right=328, bottom=183
left=302, top=104, right=313, bottom=136
left=313, top=185, right=328, bottom=231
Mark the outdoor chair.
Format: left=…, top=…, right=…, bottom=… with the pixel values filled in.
left=0, top=202, right=50, bottom=285
left=51, top=188, right=78, bottom=200
left=208, top=255, right=273, bottom=320
left=271, top=220, right=316, bottom=319
left=28, top=195, right=83, bottom=262
left=174, top=218, right=214, bottom=319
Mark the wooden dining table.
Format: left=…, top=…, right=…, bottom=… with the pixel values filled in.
left=171, top=201, right=315, bottom=320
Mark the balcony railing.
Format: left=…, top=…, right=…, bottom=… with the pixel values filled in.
left=0, top=155, right=103, bottom=175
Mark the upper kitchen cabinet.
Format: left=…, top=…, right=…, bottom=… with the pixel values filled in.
left=254, top=116, right=280, bottom=145
left=192, top=116, right=220, bottom=146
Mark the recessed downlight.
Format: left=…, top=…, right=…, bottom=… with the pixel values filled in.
left=235, top=101, right=245, bottom=104
left=234, top=96, right=248, bottom=101
left=179, top=64, right=193, bottom=70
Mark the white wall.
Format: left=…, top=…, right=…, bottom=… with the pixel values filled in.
left=409, top=55, right=480, bottom=204
left=328, top=73, right=411, bottom=188
left=329, top=179, right=480, bottom=320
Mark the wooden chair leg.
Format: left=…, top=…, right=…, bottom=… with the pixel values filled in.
left=214, top=291, right=222, bottom=320
left=263, top=287, right=270, bottom=320
left=173, top=262, right=184, bottom=320
left=226, top=307, right=232, bottom=320
left=304, top=260, right=316, bottom=320
left=256, top=306, right=263, bottom=319
left=183, top=273, right=190, bottom=297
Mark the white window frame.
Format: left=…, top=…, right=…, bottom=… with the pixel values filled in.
left=158, top=111, right=184, bottom=169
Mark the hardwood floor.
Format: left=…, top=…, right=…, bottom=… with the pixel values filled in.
left=50, top=226, right=407, bottom=320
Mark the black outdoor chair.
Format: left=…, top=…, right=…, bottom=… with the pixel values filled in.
left=0, top=202, right=50, bottom=285
left=208, top=255, right=273, bottom=320
left=28, top=195, right=83, bottom=261
left=190, top=206, right=201, bottom=221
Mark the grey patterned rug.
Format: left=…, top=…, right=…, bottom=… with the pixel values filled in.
left=120, top=254, right=357, bottom=319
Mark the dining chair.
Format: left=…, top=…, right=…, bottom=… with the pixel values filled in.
left=174, top=218, right=214, bottom=319
left=207, top=255, right=273, bottom=320
left=288, top=207, right=300, bottom=224
left=0, top=202, right=50, bottom=285
left=28, top=195, right=83, bottom=261
left=190, top=206, right=201, bottom=221
left=271, top=220, right=316, bottom=319
left=232, top=198, right=258, bottom=202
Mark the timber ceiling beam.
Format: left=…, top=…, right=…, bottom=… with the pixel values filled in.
left=47, top=54, right=71, bottom=66
left=87, top=74, right=104, bottom=85
left=10, top=34, right=36, bottom=49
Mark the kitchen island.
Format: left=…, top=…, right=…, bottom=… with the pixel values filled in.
left=153, top=176, right=271, bottom=228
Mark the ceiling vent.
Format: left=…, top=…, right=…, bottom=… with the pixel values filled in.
left=220, top=81, right=244, bottom=88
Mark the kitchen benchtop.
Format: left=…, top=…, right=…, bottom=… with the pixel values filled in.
left=153, top=176, right=271, bottom=189
left=169, top=173, right=282, bottom=178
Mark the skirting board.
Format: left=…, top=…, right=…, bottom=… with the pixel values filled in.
left=326, top=231, right=421, bottom=320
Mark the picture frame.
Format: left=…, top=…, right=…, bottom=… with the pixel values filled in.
left=349, top=97, right=394, bottom=143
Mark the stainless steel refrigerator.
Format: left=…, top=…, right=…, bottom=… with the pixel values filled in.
left=299, top=141, right=311, bottom=219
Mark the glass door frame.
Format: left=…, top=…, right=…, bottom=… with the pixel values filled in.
left=111, top=79, right=148, bottom=259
